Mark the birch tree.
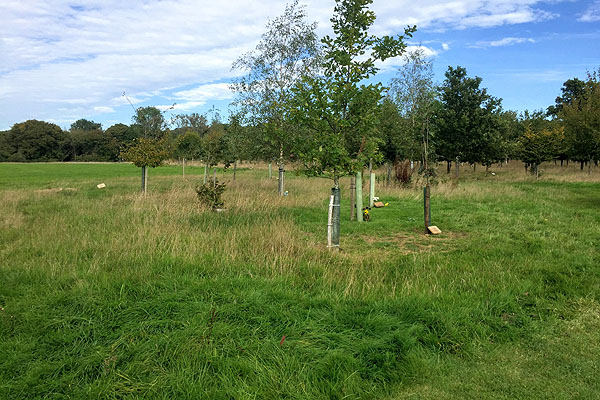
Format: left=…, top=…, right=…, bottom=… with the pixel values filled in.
left=230, top=0, right=320, bottom=195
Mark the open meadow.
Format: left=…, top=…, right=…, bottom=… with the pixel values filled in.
left=1, top=161, right=599, bottom=399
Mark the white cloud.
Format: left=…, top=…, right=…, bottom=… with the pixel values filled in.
left=579, top=1, right=600, bottom=22
left=472, top=37, right=536, bottom=48
left=94, top=106, right=115, bottom=113
left=0, top=0, right=568, bottom=128
left=172, top=83, right=235, bottom=102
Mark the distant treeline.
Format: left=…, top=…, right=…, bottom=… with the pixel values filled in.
left=0, top=115, right=212, bottom=163
left=1, top=69, right=598, bottom=179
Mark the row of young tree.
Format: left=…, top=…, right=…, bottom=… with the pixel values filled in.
left=1, top=0, right=597, bottom=246
left=1, top=0, right=598, bottom=185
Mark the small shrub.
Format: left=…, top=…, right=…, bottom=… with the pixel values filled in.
left=196, top=179, right=226, bottom=210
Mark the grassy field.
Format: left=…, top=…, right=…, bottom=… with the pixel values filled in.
left=0, top=161, right=599, bottom=399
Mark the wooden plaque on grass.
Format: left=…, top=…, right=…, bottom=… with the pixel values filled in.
left=428, top=226, right=442, bottom=235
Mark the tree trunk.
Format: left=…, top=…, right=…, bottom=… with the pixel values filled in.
left=268, top=163, right=272, bottom=179
left=535, top=163, right=539, bottom=180
left=589, top=159, right=592, bottom=175
left=203, top=164, right=208, bottom=184
left=581, top=161, right=584, bottom=170
left=233, top=160, right=237, bottom=181
left=447, top=161, right=451, bottom=174
left=182, top=158, right=185, bottom=178
left=212, top=167, right=216, bottom=186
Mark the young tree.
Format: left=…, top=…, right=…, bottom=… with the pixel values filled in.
left=378, top=97, right=409, bottom=184
left=561, top=70, right=600, bottom=173
left=200, top=123, right=227, bottom=184
left=518, top=126, right=563, bottom=179
left=223, top=114, right=254, bottom=181
left=175, top=130, right=203, bottom=177
left=231, top=0, right=321, bottom=195
left=435, top=66, right=501, bottom=178
left=388, top=47, right=437, bottom=174
left=121, top=106, right=170, bottom=193
left=291, top=0, right=415, bottom=246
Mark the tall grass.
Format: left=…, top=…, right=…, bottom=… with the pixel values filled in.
left=0, top=161, right=599, bottom=398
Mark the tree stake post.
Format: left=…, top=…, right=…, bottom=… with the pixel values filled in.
left=331, top=187, right=341, bottom=249
left=424, top=184, right=431, bottom=234
left=349, top=176, right=356, bottom=221
left=327, top=194, right=334, bottom=248
left=356, top=171, right=363, bottom=222
left=141, top=165, right=147, bottom=193
left=278, top=164, right=285, bottom=196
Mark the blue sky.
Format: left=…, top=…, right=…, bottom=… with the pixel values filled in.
left=0, top=0, right=599, bottom=131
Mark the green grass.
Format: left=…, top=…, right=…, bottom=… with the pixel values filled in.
left=0, top=162, right=235, bottom=190
left=0, top=162, right=599, bottom=399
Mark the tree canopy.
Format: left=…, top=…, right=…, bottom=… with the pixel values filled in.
left=435, top=66, right=501, bottom=171
left=291, top=0, right=415, bottom=184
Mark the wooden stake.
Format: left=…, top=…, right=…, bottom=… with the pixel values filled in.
left=349, top=176, right=356, bottom=221
left=141, top=165, right=147, bottom=193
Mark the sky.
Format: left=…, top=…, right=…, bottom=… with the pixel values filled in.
left=0, top=0, right=599, bottom=131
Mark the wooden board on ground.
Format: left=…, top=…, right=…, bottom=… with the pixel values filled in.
left=428, top=226, right=442, bottom=235
left=373, top=201, right=385, bottom=208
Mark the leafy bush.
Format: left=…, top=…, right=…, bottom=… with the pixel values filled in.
left=195, top=179, right=226, bottom=210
